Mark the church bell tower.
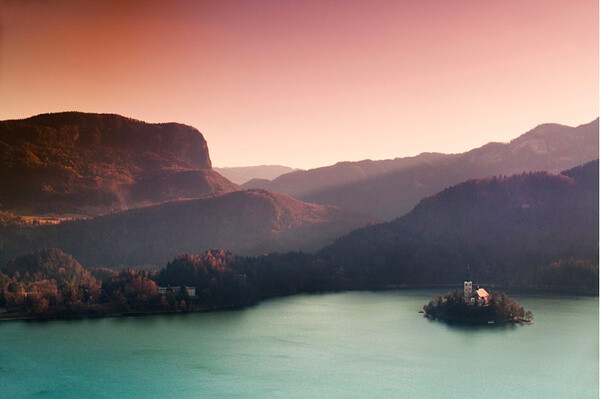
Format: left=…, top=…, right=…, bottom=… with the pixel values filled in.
left=463, top=265, right=472, bottom=301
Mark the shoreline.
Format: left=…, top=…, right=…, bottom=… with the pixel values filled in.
left=0, top=285, right=596, bottom=323
left=423, top=313, right=534, bottom=325
left=384, top=284, right=598, bottom=297
left=0, top=301, right=257, bottom=323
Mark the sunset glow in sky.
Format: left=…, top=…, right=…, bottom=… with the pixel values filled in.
left=1, top=0, right=597, bottom=169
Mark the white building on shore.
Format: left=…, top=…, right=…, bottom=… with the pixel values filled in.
left=157, top=286, right=196, bottom=297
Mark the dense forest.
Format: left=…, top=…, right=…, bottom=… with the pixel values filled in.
left=1, top=244, right=596, bottom=321
left=0, top=249, right=159, bottom=318
left=316, top=161, right=599, bottom=291
left=0, top=248, right=344, bottom=319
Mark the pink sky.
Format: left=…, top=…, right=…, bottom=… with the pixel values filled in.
left=0, top=0, right=597, bottom=169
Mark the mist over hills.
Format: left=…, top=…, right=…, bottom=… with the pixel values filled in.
left=0, top=189, right=371, bottom=268
left=0, top=111, right=597, bottom=295
left=243, top=152, right=449, bottom=198
left=0, top=112, right=375, bottom=269
left=316, top=160, right=599, bottom=291
left=214, top=165, right=299, bottom=185
left=244, top=119, right=599, bottom=220
left=2, top=160, right=596, bottom=323
left=0, top=112, right=238, bottom=215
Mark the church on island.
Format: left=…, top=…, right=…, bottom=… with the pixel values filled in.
left=463, top=271, right=490, bottom=305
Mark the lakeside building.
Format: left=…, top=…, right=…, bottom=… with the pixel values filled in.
left=157, top=286, right=196, bottom=297
left=463, top=267, right=490, bottom=305
left=463, top=280, right=473, bottom=301
left=474, top=288, right=490, bottom=305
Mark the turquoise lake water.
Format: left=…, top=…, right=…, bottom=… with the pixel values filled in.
left=0, top=290, right=597, bottom=398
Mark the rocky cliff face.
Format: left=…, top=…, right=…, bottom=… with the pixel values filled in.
left=0, top=112, right=238, bottom=215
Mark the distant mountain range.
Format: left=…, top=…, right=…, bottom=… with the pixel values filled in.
left=1, top=111, right=597, bottom=292
left=214, top=165, right=300, bottom=185
left=0, top=112, right=238, bottom=215
left=317, top=160, right=598, bottom=291
left=0, top=189, right=371, bottom=268
left=244, top=119, right=599, bottom=220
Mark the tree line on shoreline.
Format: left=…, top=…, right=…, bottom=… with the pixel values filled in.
left=0, top=247, right=597, bottom=320
left=0, top=248, right=346, bottom=319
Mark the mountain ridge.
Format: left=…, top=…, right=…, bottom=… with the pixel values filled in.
left=244, top=119, right=598, bottom=219
left=0, top=189, right=373, bottom=268
left=0, top=112, right=239, bottom=215
left=316, top=160, right=598, bottom=290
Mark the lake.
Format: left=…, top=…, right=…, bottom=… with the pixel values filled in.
left=0, top=290, right=597, bottom=398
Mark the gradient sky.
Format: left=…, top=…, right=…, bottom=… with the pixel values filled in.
left=0, top=0, right=597, bottom=169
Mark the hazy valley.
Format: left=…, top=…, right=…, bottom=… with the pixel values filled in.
left=0, top=189, right=371, bottom=267
left=214, top=165, right=299, bottom=185
left=245, top=119, right=599, bottom=219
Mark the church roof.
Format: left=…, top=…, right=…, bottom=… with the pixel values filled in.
left=475, top=288, right=490, bottom=298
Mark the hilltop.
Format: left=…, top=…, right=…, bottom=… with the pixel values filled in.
left=244, top=119, right=599, bottom=219
left=317, top=160, right=599, bottom=291
left=0, top=189, right=372, bottom=268
left=0, top=112, right=237, bottom=215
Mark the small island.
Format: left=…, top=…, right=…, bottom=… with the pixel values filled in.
left=423, top=276, right=533, bottom=324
